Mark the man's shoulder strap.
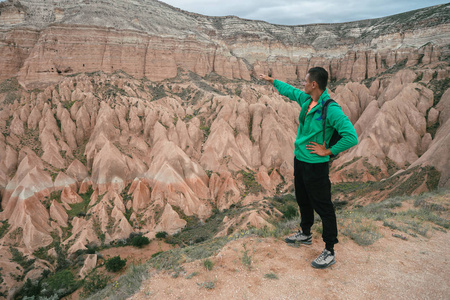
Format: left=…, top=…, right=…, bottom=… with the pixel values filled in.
left=322, top=99, right=337, bottom=144
left=321, top=99, right=338, bottom=121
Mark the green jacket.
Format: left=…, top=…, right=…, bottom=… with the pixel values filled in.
left=273, top=79, right=358, bottom=163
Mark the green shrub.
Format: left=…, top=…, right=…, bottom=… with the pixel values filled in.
left=15, top=279, right=42, bottom=299
left=271, top=194, right=298, bottom=219
left=33, top=247, right=54, bottom=264
left=203, top=259, right=214, bottom=271
left=43, top=270, right=79, bottom=295
left=155, top=231, right=168, bottom=239
left=86, top=245, right=98, bottom=254
left=19, top=269, right=82, bottom=299
left=105, top=256, right=127, bottom=273
left=264, top=273, right=278, bottom=280
left=197, top=280, right=216, bottom=289
left=284, top=205, right=299, bottom=219
left=0, top=221, right=10, bottom=239
left=9, top=247, right=35, bottom=269
left=131, top=235, right=150, bottom=248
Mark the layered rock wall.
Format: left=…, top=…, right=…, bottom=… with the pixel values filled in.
left=1, top=0, right=449, bottom=88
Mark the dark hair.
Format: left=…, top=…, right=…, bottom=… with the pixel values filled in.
left=307, top=67, right=328, bottom=90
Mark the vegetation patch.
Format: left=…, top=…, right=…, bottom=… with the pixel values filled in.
left=81, top=270, right=111, bottom=298
left=238, top=168, right=265, bottom=196
left=67, top=186, right=94, bottom=218
left=105, top=256, right=127, bottom=273
left=362, top=158, right=383, bottom=178
left=427, top=77, right=450, bottom=106
left=10, top=247, right=35, bottom=272
left=16, top=269, right=82, bottom=300
left=148, top=84, right=167, bottom=100
left=0, top=220, right=10, bottom=239
left=155, top=231, right=168, bottom=239
left=150, top=236, right=228, bottom=270
left=264, top=272, right=279, bottom=280
left=340, top=216, right=383, bottom=246
left=203, top=258, right=214, bottom=271
left=0, top=77, right=21, bottom=105
left=185, top=272, right=199, bottom=279
left=85, top=264, right=148, bottom=300
left=166, top=206, right=243, bottom=247
left=102, top=83, right=128, bottom=99
left=331, top=166, right=441, bottom=202
left=337, top=189, right=448, bottom=241
left=33, top=246, right=55, bottom=264
left=131, top=235, right=150, bottom=248
left=241, top=243, right=253, bottom=270
left=197, top=280, right=216, bottom=290
left=270, top=194, right=298, bottom=219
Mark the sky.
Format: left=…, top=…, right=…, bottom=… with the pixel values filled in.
left=159, top=0, right=449, bottom=25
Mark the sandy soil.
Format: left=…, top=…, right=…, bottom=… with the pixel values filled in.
left=128, top=227, right=449, bottom=300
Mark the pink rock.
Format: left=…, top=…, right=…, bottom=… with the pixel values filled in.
left=91, top=141, right=130, bottom=194
left=61, top=186, right=83, bottom=205
left=60, top=109, right=77, bottom=150
left=66, top=159, right=89, bottom=182
left=54, top=172, right=77, bottom=190
left=10, top=113, right=25, bottom=136
left=50, top=200, right=68, bottom=227
left=131, top=180, right=151, bottom=211
left=79, top=254, right=97, bottom=279
left=154, top=204, right=187, bottom=235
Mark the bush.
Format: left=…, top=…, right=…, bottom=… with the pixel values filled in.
left=105, top=256, right=127, bottom=273
left=203, top=259, right=214, bottom=271
left=86, top=245, right=98, bottom=254
left=15, top=269, right=82, bottom=299
left=15, top=279, right=41, bottom=299
left=155, top=231, right=168, bottom=239
left=271, top=194, right=299, bottom=219
left=131, top=235, right=150, bottom=248
left=43, top=269, right=79, bottom=294
left=264, top=273, right=279, bottom=280
left=284, top=205, right=299, bottom=219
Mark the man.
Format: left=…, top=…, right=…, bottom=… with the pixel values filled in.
left=260, top=67, right=358, bottom=269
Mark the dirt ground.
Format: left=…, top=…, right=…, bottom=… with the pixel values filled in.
left=128, top=227, right=449, bottom=300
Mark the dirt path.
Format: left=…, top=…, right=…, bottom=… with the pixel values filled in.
left=128, top=227, right=449, bottom=300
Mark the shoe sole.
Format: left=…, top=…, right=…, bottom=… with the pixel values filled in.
left=311, top=259, right=335, bottom=269
left=284, top=238, right=312, bottom=245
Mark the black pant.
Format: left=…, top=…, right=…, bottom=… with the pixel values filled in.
left=294, top=157, right=338, bottom=247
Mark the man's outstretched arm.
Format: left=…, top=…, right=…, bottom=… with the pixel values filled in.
left=259, top=74, right=275, bottom=84
left=259, top=74, right=308, bottom=105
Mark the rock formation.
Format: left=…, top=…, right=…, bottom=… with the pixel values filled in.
left=0, top=0, right=449, bottom=297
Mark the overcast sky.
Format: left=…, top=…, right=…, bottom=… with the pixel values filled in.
left=159, top=0, right=449, bottom=25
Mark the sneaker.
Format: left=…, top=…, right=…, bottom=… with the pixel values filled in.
left=311, top=249, right=335, bottom=269
left=284, top=231, right=312, bottom=244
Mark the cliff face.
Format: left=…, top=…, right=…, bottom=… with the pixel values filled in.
left=0, top=0, right=449, bottom=297
left=1, top=0, right=449, bottom=88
